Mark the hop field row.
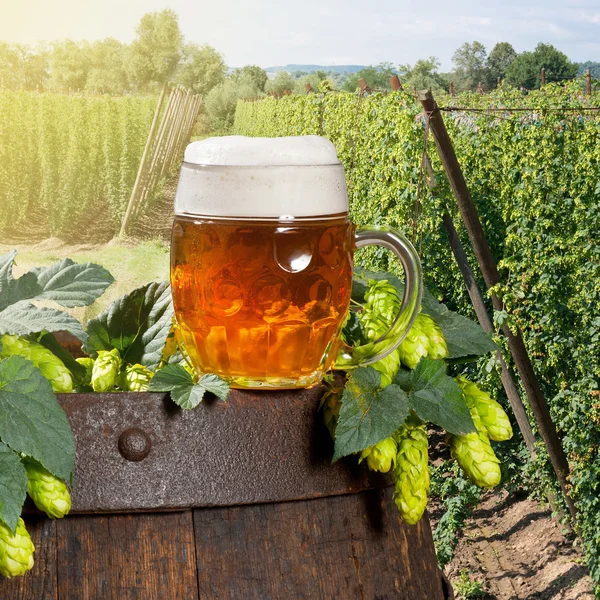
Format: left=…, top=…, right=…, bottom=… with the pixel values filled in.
left=0, top=91, right=157, bottom=242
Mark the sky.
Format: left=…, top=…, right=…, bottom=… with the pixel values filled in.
left=1, top=0, right=599, bottom=70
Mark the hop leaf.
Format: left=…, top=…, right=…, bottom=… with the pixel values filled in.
left=456, top=375, right=513, bottom=442
left=447, top=411, right=501, bottom=489
left=359, top=437, right=397, bottom=473
left=24, top=459, right=71, bottom=519
left=122, top=363, right=154, bottom=392
left=91, top=348, right=121, bottom=392
left=0, top=517, right=35, bottom=578
left=393, top=417, right=430, bottom=525
left=0, top=334, right=73, bottom=393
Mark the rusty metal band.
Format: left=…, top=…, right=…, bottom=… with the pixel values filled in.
left=57, top=388, right=390, bottom=513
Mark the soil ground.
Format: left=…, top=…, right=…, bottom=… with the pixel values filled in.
left=433, top=491, right=594, bottom=599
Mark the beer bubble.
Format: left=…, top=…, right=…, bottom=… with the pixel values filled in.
left=274, top=228, right=314, bottom=273
left=250, top=275, right=292, bottom=317
left=205, top=273, right=244, bottom=318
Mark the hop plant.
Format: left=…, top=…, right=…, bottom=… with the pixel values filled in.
left=456, top=375, right=513, bottom=442
left=0, top=334, right=73, bottom=393
left=364, top=279, right=401, bottom=323
left=0, top=518, right=35, bottom=578
left=359, top=437, right=397, bottom=473
left=398, top=314, right=448, bottom=369
left=23, top=459, right=71, bottom=519
left=393, top=416, right=430, bottom=525
left=91, top=348, right=121, bottom=392
left=75, top=357, right=94, bottom=387
left=320, top=384, right=343, bottom=439
left=447, top=411, right=501, bottom=489
left=122, top=363, right=154, bottom=392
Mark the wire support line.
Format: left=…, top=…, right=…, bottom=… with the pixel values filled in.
left=439, top=105, right=600, bottom=113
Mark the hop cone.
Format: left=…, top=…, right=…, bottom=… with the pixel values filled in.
left=418, top=314, right=448, bottom=360
left=122, top=364, right=154, bottom=392
left=397, top=316, right=430, bottom=369
left=456, top=375, right=513, bottom=442
left=0, top=334, right=73, bottom=393
left=447, top=411, right=501, bottom=489
left=24, top=459, right=71, bottom=519
left=359, top=437, right=397, bottom=473
left=0, top=518, right=35, bottom=578
left=364, top=279, right=401, bottom=324
left=393, top=417, right=430, bottom=525
left=75, top=357, right=94, bottom=387
left=359, top=301, right=401, bottom=388
left=91, top=348, right=121, bottom=392
left=320, top=385, right=343, bottom=439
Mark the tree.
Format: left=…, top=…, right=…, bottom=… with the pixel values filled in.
left=341, top=62, right=397, bottom=92
left=265, top=71, right=295, bottom=94
left=487, top=42, right=517, bottom=83
left=48, top=40, right=91, bottom=92
left=399, top=57, right=447, bottom=93
left=293, top=73, right=322, bottom=94
left=86, top=38, right=128, bottom=94
left=203, top=73, right=262, bottom=131
left=231, top=65, right=268, bottom=92
left=505, top=43, right=578, bottom=89
left=579, top=61, right=600, bottom=79
left=176, top=43, right=226, bottom=94
left=127, top=9, right=183, bottom=91
left=451, top=41, right=489, bottom=91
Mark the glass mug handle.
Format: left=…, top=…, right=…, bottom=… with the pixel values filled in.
left=335, top=225, right=423, bottom=368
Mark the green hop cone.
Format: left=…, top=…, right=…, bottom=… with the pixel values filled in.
left=24, top=459, right=71, bottom=519
left=418, top=314, right=448, bottom=360
left=456, top=375, right=513, bottom=442
left=364, top=279, right=401, bottom=324
left=122, top=364, right=154, bottom=392
left=359, top=437, right=397, bottom=473
left=447, top=411, right=501, bottom=489
left=370, top=349, right=401, bottom=388
left=320, top=385, right=343, bottom=439
left=75, top=357, right=95, bottom=387
left=393, top=417, right=430, bottom=525
left=0, top=334, right=73, bottom=393
left=0, top=517, right=35, bottom=578
left=397, top=316, right=430, bottom=369
left=91, top=348, right=121, bottom=392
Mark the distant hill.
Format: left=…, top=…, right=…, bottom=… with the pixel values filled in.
left=265, top=64, right=366, bottom=74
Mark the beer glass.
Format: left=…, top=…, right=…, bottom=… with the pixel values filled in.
left=171, top=136, right=422, bottom=389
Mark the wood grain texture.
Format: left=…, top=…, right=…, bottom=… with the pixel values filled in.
left=55, top=512, right=199, bottom=600
left=0, top=516, right=57, bottom=600
left=193, top=487, right=444, bottom=600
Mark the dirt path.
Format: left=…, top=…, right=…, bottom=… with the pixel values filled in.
left=443, top=492, right=594, bottom=599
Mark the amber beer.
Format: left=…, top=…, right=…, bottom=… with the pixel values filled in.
left=171, top=216, right=354, bottom=387
left=172, top=135, right=423, bottom=389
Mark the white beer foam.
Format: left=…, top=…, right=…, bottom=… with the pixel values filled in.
left=184, top=135, right=341, bottom=166
left=175, top=136, right=349, bottom=218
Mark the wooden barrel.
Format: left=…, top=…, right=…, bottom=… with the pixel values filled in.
left=2, top=387, right=449, bottom=599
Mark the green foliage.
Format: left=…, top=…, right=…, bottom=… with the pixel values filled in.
left=177, top=43, right=226, bottom=95
left=341, top=62, right=397, bottom=92
left=487, top=42, right=517, bottom=82
left=127, top=9, right=183, bottom=90
left=453, top=569, right=488, bottom=599
left=231, top=65, right=268, bottom=92
left=148, top=363, right=230, bottom=409
left=0, top=90, right=158, bottom=241
left=505, top=43, right=578, bottom=88
left=84, top=281, right=172, bottom=369
left=233, top=80, right=600, bottom=587
left=400, top=57, right=448, bottom=93
left=266, top=71, right=295, bottom=94
left=451, top=41, right=489, bottom=91
left=431, top=461, right=481, bottom=569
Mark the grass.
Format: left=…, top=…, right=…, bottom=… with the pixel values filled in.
left=1, top=238, right=170, bottom=324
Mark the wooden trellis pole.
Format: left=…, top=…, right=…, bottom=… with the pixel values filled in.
left=418, top=89, right=577, bottom=522
left=119, top=85, right=167, bottom=238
